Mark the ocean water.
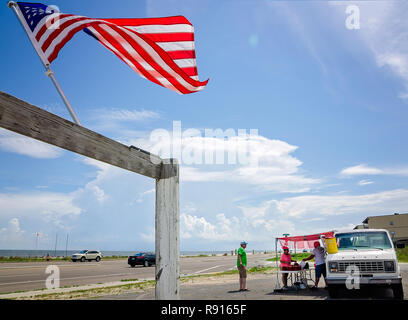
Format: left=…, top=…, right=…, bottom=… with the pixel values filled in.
left=0, top=249, right=238, bottom=258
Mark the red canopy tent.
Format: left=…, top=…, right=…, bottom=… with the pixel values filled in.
left=277, top=231, right=335, bottom=250
left=273, top=231, right=334, bottom=291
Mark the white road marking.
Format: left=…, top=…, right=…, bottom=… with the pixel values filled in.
left=0, top=273, right=43, bottom=278
left=0, top=272, right=141, bottom=286
left=193, top=265, right=229, bottom=274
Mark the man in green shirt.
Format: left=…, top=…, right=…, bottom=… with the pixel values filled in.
left=237, top=241, right=249, bottom=291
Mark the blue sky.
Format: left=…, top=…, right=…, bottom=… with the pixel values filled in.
left=1, top=0, right=408, bottom=252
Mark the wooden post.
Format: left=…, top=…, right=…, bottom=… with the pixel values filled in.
left=155, top=158, right=180, bottom=300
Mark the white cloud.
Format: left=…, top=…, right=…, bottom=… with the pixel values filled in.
left=181, top=213, right=220, bottom=240
left=238, top=201, right=272, bottom=219
left=331, top=223, right=357, bottom=233
left=0, top=219, right=53, bottom=249
left=90, top=185, right=107, bottom=203
left=341, top=164, right=383, bottom=176
left=81, top=158, right=112, bottom=171
left=135, top=188, right=155, bottom=203
left=0, top=218, right=26, bottom=248
left=0, top=128, right=62, bottom=159
left=0, top=192, right=82, bottom=228
left=180, top=210, right=298, bottom=245
left=350, top=1, right=408, bottom=99
left=273, top=189, right=408, bottom=218
left=358, top=179, right=374, bottom=186
left=80, top=157, right=125, bottom=203
left=88, top=108, right=160, bottom=133
left=180, top=209, right=243, bottom=242
left=341, top=164, right=408, bottom=176
left=98, top=109, right=160, bottom=122
left=131, top=133, right=320, bottom=193
left=179, top=201, right=298, bottom=245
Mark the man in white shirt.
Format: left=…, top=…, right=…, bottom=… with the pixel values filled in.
left=302, top=241, right=327, bottom=289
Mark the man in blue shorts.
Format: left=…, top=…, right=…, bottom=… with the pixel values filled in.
left=302, top=241, right=327, bottom=289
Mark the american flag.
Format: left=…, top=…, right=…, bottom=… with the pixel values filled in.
left=15, top=2, right=208, bottom=94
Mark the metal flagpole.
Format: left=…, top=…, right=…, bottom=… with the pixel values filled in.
left=54, top=233, right=58, bottom=257
left=7, top=1, right=82, bottom=125
left=65, top=234, right=69, bottom=257
left=35, top=232, right=39, bottom=257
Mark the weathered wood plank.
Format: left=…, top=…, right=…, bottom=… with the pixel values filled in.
left=155, top=159, right=180, bottom=300
left=0, top=91, right=162, bottom=179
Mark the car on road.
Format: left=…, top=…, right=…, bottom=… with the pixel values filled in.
left=72, top=250, right=102, bottom=262
left=128, top=252, right=155, bottom=267
left=326, top=229, right=403, bottom=300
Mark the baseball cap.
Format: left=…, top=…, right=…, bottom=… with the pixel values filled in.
left=240, top=241, right=248, bottom=245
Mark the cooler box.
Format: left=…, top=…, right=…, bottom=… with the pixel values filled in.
left=325, top=237, right=338, bottom=254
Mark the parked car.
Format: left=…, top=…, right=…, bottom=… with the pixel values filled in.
left=326, top=229, right=403, bottom=300
left=128, top=252, right=155, bottom=267
left=72, top=250, right=102, bottom=262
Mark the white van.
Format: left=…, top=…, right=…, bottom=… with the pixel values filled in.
left=326, top=229, right=403, bottom=300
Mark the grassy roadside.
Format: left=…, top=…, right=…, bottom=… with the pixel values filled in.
left=3, top=265, right=277, bottom=300
left=11, top=280, right=157, bottom=300
left=396, top=248, right=408, bottom=262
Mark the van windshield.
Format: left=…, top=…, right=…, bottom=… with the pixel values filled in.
left=336, top=232, right=392, bottom=250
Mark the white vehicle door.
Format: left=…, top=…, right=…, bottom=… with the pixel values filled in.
left=87, top=251, right=97, bottom=260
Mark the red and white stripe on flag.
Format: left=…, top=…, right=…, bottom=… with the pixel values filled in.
left=30, top=13, right=208, bottom=94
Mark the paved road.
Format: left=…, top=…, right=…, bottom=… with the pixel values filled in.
left=95, top=263, right=408, bottom=300
left=0, top=254, right=275, bottom=294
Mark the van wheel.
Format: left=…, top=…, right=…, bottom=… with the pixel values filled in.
left=144, top=260, right=149, bottom=267
left=392, top=283, right=404, bottom=300
left=328, top=285, right=340, bottom=299
left=80, top=256, right=85, bottom=262
left=96, top=256, right=101, bottom=262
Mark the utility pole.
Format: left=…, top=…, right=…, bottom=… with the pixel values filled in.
left=54, top=234, right=58, bottom=257
left=35, top=232, right=39, bottom=257
left=65, top=234, right=69, bottom=257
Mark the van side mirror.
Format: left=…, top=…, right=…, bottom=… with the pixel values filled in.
left=396, top=243, right=405, bottom=249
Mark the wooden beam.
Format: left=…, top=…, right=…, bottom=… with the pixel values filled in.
left=155, top=158, right=180, bottom=300
left=0, top=91, right=162, bottom=179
